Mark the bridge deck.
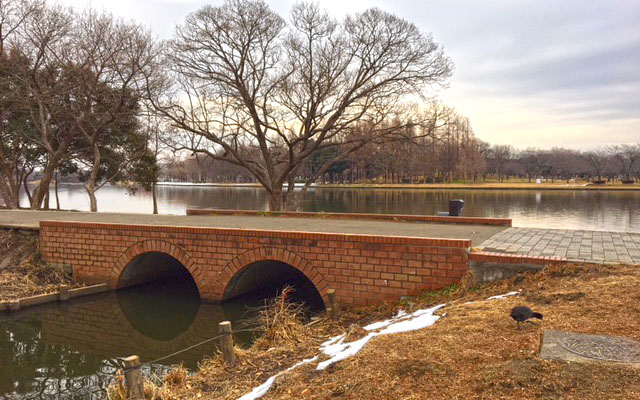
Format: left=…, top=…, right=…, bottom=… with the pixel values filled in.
left=0, top=210, right=505, bottom=245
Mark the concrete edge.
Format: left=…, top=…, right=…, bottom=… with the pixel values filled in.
left=1, top=283, right=109, bottom=312
left=185, top=208, right=513, bottom=227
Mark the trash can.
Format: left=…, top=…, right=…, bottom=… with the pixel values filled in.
left=449, top=199, right=464, bottom=216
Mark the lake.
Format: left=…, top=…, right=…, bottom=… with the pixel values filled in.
left=28, top=184, right=640, bottom=233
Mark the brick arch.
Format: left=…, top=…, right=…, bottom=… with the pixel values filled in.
left=216, top=247, right=329, bottom=307
left=108, top=239, right=206, bottom=296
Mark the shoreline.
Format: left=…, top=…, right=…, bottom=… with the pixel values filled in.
left=154, top=182, right=640, bottom=191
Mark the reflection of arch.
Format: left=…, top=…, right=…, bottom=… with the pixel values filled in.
left=40, top=293, right=225, bottom=368
left=216, top=248, right=329, bottom=306
left=108, top=240, right=206, bottom=296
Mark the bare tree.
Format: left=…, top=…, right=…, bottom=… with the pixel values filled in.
left=583, top=149, right=609, bottom=182
left=607, top=144, right=640, bottom=182
left=9, top=2, right=76, bottom=209
left=153, top=0, right=452, bottom=210
left=64, top=10, right=158, bottom=212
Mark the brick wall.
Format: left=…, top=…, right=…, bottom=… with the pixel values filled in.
left=39, top=220, right=471, bottom=307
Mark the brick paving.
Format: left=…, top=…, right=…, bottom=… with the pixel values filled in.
left=479, top=227, right=640, bottom=265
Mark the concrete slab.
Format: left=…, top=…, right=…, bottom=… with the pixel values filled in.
left=540, top=330, right=640, bottom=367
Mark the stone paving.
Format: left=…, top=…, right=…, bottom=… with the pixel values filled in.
left=479, top=227, right=640, bottom=265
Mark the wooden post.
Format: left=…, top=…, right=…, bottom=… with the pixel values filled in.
left=123, top=355, right=145, bottom=399
left=327, top=289, right=339, bottom=318
left=219, top=321, right=235, bottom=364
left=58, top=285, right=70, bottom=302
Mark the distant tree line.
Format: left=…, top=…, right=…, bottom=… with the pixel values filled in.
left=161, top=137, right=640, bottom=185
left=1, top=0, right=638, bottom=213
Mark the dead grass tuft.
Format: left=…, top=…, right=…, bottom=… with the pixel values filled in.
left=249, top=286, right=314, bottom=350
left=0, top=229, right=75, bottom=301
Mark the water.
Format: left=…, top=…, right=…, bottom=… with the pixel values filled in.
left=0, top=275, right=322, bottom=399
left=31, top=183, right=640, bottom=232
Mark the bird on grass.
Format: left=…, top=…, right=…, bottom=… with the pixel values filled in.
left=510, top=306, right=543, bottom=329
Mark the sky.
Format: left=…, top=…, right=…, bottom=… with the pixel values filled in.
left=53, top=0, right=640, bottom=150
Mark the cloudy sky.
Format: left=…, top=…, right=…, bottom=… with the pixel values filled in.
left=54, top=0, right=639, bottom=149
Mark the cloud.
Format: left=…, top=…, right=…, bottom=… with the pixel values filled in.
left=52, top=0, right=640, bottom=149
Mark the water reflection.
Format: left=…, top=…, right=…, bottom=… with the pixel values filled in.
left=0, top=263, right=326, bottom=399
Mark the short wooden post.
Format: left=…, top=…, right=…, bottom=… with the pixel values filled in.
left=123, top=355, right=145, bottom=400
left=327, top=289, right=339, bottom=318
left=219, top=321, right=235, bottom=364
left=58, top=285, right=70, bottom=302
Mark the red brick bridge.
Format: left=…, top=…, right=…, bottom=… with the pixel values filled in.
left=3, top=209, right=514, bottom=307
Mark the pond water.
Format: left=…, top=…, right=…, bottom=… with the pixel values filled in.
left=27, top=184, right=640, bottom=232
left=0, top=274, right=322, bottom=399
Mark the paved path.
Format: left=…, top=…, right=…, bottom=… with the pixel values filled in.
left=479, top=227, right=640, bottom=265
left=0, top=210, right=505, bottom=245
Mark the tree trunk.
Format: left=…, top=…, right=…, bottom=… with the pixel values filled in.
left=0, top=180, right=17, bottom=209
left=268, top=187, right=286, bottom=211
left=23, top=171, right=33, bottom=208
left=31, top=161, right=57, bottom=210
left=85, top=145, right=101, bottom=212
left=54, top=171, right=61, bottom=210
left=152, top=181, right=158, bottom=214
left=43, top=190, right=50, bottom=210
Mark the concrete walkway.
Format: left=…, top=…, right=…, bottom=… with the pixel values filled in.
left=0, top=210, right=505, bottom=246
left=479, top=227, right=640, bottom=265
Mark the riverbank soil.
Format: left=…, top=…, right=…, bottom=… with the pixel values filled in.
left=145, top=263, right=640, bottom=400
left=0, top=229, right=74, bottom=302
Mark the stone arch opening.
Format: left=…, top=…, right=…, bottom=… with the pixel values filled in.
left=223, top=260, right=325, bottom=311
left=115, top=252, right=201, bottom=341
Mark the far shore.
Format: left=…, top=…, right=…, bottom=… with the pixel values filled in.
left=153, top=181, right=640, bottom=191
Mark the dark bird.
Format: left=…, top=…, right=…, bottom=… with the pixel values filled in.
left=510, top=306, right=543, bottom=329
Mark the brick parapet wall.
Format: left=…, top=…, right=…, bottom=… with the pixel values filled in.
left=186, top=208, right=512, bottom=226
left=39, top=220, right=471, bottom=307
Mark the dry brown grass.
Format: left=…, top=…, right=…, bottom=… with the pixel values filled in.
left=265, top=263, right=640, bottom=400
left=0, top=228, right=74, bottom=301
left=141, top=263, right=640, bottom=400
left=107, top=263, right=640, bottom=400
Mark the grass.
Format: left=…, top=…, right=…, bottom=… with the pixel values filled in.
left=0, top=229, right=75, bottom=302
left=131, top=262, right=640, bottom=400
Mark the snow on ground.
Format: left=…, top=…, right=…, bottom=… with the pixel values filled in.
left=486, top=290, right=520, bottom=300
left=237, top=356, right=319, bottom=400
left=236, top=291, right=519, bottom=399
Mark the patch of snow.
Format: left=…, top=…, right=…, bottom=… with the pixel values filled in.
left=486, top=290, right=520, bottom=301
left=317, top=333, right=376, bottom=370
left=238, top=304, right=448, bottom=398
left=237, top=356, right=318, bottom=400
left=318, top=304, right=446, bottom=370
left=320, top=334, right=345, bottom=348
left=363, top=319, right=394, bottom=331
left=378, top=304, right=446, bottom=335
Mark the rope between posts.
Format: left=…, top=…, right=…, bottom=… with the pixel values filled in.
left=143, top=327, right=256, bottom=366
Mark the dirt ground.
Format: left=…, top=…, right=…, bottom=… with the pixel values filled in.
left=139, top=263, right=640, bottom=400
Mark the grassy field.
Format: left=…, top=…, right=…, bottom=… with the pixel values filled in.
left=131, top=262, right=640, bottom=400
